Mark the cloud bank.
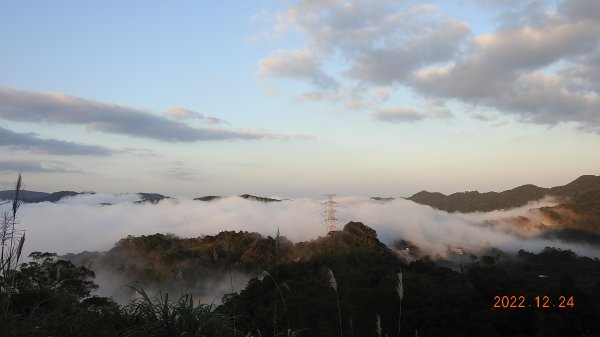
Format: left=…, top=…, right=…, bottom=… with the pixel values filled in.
left=258, top=0, right=600, bottom=131
left=4, top=194, right=599, bottom=260
left=162, top=107, right=230, bottom=125
left=0, top=86, right=307, bottom=142
left=0, top=160, right=80, bottom=173
left=0, top=126, right=112, bottom=156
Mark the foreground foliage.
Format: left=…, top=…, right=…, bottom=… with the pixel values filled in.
left=1, top=242, right=599, bottom=336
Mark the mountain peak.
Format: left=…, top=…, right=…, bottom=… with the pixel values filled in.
left=551, top=175, right=600, bottom=196
left=408, top=175, right=600, bottom=213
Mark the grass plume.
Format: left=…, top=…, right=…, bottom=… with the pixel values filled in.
left=261, top=270, right=290, bottom=334
left=397, top=269, right=403, bottom=337
left=327, top=268, right=342, bottom=337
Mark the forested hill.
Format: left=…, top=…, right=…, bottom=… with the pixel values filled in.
left=408, top=175, right=600, bottom=213
left=58, top=222, right=600, bottom=337
left=63, top=222, right=388, bottom=290
left=5, top=221, right=599, bottom=336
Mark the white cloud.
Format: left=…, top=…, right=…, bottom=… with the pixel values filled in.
left=258, top=1, right=469, bottom=113
left=0, top=86, right=307, bottom=142
left=6, top=195, right=599, bottom=260
left=371, top=107, right=451, bottom=123
left=258, top=0, right=600, bottom=132
left=259, top=49, right=337, bottom=89
left=0, top=160, right=80, bottom=174
left=163, top=107, right=231, bottom=126
left=163, top=107, right=204, bottom=121
left=346, top=19, right=469, bottom=85
left=0, top=126, right=113, bottom=156
left=410, top=1, right=600, bottom=131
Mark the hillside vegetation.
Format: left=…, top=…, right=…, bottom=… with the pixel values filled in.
left=408, top=175, right=600, bottom=213
left=46, top=222, right=600, bottom=337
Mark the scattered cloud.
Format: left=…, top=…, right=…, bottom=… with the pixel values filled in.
left=296, top=91, right=325, bottom=101
left=0, top=126, right=113, bottom=156
left=163, top=107, right=230, bottom=125
left=0, top=160, right=80, bottom=173
left=258, top=0, right=600, bottom=132
left=162, top=161, right=200, bottom=181
left=258, top=1, right=468, bottom=111
left=204, top=116, right=230, bottom=125
left=372, top=107, right=452, bottom=123
left=345, top=19, right=469, bottom=86
left=473, top=0, right=522, bottom=6
left=471, top=112, right=497, bottom=122
left=259, top=49, right=338, bottom=89
left=163, top=107, right=204, bottom=121
left=409, top=1, right=600, bottom=132
left=373, top=87, right=389, bottom=102
left=119, top=147, right=157, bottom=157
left=0, top=86, right=307, bottom=142
left=296, top=84, right=390, bottom=111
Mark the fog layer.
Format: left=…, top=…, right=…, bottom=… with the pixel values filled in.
left=3, top=194, right=599, bottom=259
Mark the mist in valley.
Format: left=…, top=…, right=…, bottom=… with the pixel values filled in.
left=3, top=192, right=598, bottom=304
left=5, top=193, right=599, bottom=259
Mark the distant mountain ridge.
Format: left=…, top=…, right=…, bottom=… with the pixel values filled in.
left=0, top=190, right=170, bottom=204
left=408, top=175, right=600, bottom=213
left=2, top=175, right=598, bottom=211
left=0, top=190, right=83, bottom=203
left=0, top=189, right=281, bottom=205
left=194, top=194, right=281, bottom=202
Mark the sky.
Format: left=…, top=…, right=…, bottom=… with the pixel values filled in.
left=1, top=0, right=599, bottom=198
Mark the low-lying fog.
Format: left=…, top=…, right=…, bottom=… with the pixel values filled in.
left=4, top=193, right=600, bottom=259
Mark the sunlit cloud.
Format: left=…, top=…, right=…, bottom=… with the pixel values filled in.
left=371, top=107, right=452, bottom=123
left=258, top=0, right=600, bottom=132
left=0, top=86, right=309, bottom=142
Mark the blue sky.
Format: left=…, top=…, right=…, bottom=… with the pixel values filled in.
left=1, top=0, right=599, bottom=197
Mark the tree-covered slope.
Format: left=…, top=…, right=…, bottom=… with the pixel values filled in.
left=408, top=175, right=600, bottom=213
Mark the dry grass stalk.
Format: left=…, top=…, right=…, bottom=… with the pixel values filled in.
left=1, top=174, right=25, bottom=294
left=327, top=268, right=342, bottom=337
left=397, top=271, right=403, bottom=301
left=261, top=270, right=290, bottom=334
left=397, top=268, right=403, bottom=337
left=327, top=269, right=337, bottom=292
left=16, top=233, right=25, bottom=264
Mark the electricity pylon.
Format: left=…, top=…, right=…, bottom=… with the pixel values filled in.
left=324, top=194, right=338, bottom=232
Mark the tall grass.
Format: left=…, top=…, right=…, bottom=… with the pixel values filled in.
left=1, top=174, right=25, bottom=285
left=261, top=270, right=290, bottom=334
left=274, top=329, right=306, bottom=337
left=397, top=269, right=403, bottom=337
left=327, top=268, right=343, bottom=337
left=0, top=174, right=25, bottom=320
left=122, top=286, right=232, bottom=337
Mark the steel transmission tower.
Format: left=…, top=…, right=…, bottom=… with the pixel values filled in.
left=323, top=194, right=338, bottom=232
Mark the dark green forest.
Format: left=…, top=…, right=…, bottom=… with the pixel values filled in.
left=2, top=223, right=600, bottom=336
